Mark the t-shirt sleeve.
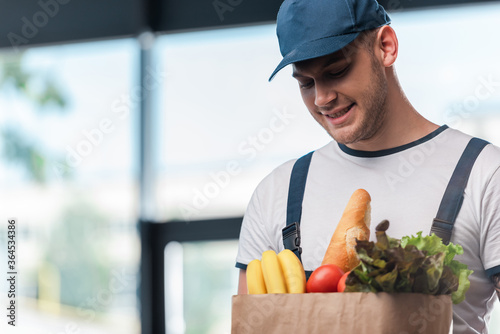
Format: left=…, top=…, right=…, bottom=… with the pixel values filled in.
left=235, top=183, right=276, bottom=270
left=480, top=165, right=500, bottom=278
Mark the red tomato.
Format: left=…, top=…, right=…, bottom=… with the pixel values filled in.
left=306, top=264, right=344, bottom=293
left=337, top=271, right=351, bottom=292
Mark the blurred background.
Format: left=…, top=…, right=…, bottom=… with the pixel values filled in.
left=1, top=0, right=500, bottom=333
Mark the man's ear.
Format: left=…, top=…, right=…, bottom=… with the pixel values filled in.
left=376, top=25, right=398, bottom=67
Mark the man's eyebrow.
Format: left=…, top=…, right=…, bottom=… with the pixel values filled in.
left=322, top=54, right=347, bottom=68
left=292, top=71, right=306, bottom=78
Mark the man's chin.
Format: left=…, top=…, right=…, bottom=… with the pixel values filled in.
left=329, top=129, right=360, bottom=145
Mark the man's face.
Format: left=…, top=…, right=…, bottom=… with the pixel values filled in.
left=292, top=43, right=388, bottom=146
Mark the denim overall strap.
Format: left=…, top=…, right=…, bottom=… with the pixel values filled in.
left=282, top=151, right=314, bottom=263
left=430, top=138, right=489, bottom=244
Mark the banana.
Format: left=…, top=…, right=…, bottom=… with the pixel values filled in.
left=261, top=250, right=288, bottom=293
left=246, top=259, right=267, bottom=294
left=277, top=249, right=306, bottom=293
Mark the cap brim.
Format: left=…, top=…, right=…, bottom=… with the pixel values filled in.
left=268, top=32, right=360, bottom=82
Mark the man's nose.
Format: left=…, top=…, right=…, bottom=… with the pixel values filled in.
left=314, top=82, right=337, bottom=107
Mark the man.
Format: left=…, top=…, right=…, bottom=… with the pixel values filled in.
left=235, top=0, right=500, bottom=333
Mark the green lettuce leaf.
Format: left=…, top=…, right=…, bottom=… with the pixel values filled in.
left=346, top=221, right=473, bottom=304
left=401, top=231, right=472, bottom=303
left=448, top=259, right=473, bottom=304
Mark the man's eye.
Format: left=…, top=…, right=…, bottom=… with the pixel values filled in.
left=299, top=80, right=314, bottom=89
left=329, top=65, right=350, bottom=78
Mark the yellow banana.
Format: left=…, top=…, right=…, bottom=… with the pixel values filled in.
left=261, top=250, right=287, bottom=293
left=277, top=249, right=306, bottom=293
left=246, top=259, right=267, bottom=294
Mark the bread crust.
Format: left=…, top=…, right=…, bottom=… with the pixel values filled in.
left=321, top=189, right=371, bottom=272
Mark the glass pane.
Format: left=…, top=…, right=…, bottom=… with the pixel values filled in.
left=165, top=240, right=239, bottom=334
left=0, top=38, right=140, bottom=333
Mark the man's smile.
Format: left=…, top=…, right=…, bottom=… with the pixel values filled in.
left=319, top=103, right=355, bottom=125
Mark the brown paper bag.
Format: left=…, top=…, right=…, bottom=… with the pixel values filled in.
left=231, top=292, right=452, bottom=334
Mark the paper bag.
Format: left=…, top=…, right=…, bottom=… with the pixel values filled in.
left=231, top=292, right=452, bottom=334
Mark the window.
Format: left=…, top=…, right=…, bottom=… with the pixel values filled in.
left=0, top=38, right=140, bottom=333
left=164, top=240, right=239, bottom=334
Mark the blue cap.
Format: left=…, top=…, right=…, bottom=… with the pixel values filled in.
left=269, top=0, right=391, bottom=81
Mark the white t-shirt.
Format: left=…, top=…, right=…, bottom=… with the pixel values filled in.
left=236, top=125, right=500, bottom=334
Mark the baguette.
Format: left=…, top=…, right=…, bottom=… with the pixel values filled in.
left=321, top=189, right=371, bottom=273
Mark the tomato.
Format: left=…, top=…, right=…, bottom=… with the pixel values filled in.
left=306, top=264, right=344, bottom=293
left=337, top=271, right=351, bottom=292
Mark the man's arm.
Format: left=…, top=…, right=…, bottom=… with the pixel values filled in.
left=238, top=269, right=247, bottom=294
left=492, top=273, right=500, bottom=300
left=491, top=272, right=500, bottom=300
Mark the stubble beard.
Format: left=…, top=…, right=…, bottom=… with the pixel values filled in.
left=329, top=60, right=388, bottom=146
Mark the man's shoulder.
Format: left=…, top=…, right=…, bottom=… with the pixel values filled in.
left=446, top=127, right=500, bottom=159
left=254, top=141, right=336, bottom=192
left=442, top=128, right=500, bottom=184
left=440, top=126, right=499, bottom=154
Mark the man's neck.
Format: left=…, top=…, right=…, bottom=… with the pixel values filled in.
left=346, top=77, right=439, bottom=152
left=346, top=113, right=439, bottom=152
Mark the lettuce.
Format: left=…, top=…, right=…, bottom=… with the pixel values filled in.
left=401, top=231, right=473, bottom=303
left=345, top=220, right=473, bottom=304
